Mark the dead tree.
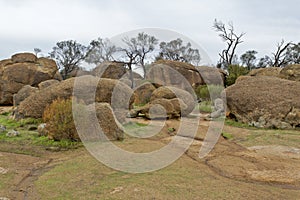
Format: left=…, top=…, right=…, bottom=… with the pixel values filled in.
left=213, top=19, right=245, bottom=69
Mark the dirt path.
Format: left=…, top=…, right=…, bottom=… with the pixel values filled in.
left=1, top=118, right=300, bottom=199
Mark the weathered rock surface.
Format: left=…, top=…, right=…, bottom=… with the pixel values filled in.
left=14, top=75, right=134, bottom=119
left=129, top=86, right=195, bottom=119
left=226, top=76, right=300, bottom=129
left=38, top=79, right=60, bottom=90
left=279, top=64, right=300, bottom=81
left=146, top=60, right=225, bottom=92
left=150, top=86, right=196, bottom=116
left=0, top=53, right=58, bottom=105
left=13, top=85, right=38, bottom=107
left=248, top=67, right=282, bottom=77
left=84, top=103, right=124, bottom=140
left=248, top=65, right=300, bottom=82
left=133, top=82, right=156, bottom=105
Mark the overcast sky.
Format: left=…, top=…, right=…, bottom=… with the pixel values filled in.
left=0, top=0, right=299, bottom=65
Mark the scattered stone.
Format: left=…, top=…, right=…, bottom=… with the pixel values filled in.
left=6, top=130, right=20, bottom=137
left=37, top=123, right=48, bottom=136
left=0, top=125, right=6, bottom=133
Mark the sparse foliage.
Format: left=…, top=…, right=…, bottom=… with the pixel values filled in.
left=34, top=48, right=41, bottom=57
left=240, top=50, right=257, bottom=70
left=85, top=38, right=117, bottom=65
left=226, top=65, right=249, bottom=86
left=213, top=19, right=245, bottom=69
left=158, top=38, right=201, bottom=65
left=49, top=40, right=97, bottom=79
left=272, top=40, right=293, bottom=67
left=135, top=32, right=158, bottom=78
left=286, top=42, right=300, bottom=65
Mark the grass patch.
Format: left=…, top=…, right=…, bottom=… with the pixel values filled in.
left=0, top=113, right=81, bottom=154
left=237, top=129, right=300, bottom=148
left=225, top=118, right=252, bottom=129
left=222, top=132, right=234, bottom=140
left=198, top=101, right=213, bottom=113
left=0, top=131, right=82, bottom=149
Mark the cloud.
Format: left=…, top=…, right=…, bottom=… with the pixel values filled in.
left=0, top=0, right=299, bottom=63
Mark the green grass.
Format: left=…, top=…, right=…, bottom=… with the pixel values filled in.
left=222, top=132, right=234, bottom=140
left=238, top=129, right=300, bottom=148
left=225, top=118, right=252, bottom=128
left=198, top=101, right=213, bottom=113
left=0, top=113, right=82, bottom=154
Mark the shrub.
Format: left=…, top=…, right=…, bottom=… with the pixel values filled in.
left=195, top=84, right=224, bottom=101
left=198, top=101, right=213, bottom=113
left=43, top=98, right=79, bottom=141
left=226, top=65, right=249, bottom=86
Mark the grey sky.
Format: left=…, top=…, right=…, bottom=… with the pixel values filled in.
left=0, top=0, right=299, bottom=64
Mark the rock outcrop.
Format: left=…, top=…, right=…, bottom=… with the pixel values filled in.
left=248, top=67, right=282, bottom=77
left=146, top=60, right=225, bottom=92
left=248, top=65, right=300, bottom=82
left=133, top=82, right=156, bottom=105
left=13, top=85, right=38, bottom=107
left=128, top=86, right=196, bottom=119
left=279, top=64, right=300, bottom=81
left=0, top=53, right=58, bottom=105
left=226, top=76, right=300, bottom=129
left=14, top=75, right=134, bottom=119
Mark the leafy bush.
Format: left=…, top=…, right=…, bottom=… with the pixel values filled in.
left=43, top=98, right=79, bottom=141
left=195, top=84, right=224, bottom=101
left=226, top=65, right=249, bottom=86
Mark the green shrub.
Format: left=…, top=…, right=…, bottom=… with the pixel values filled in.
left=198, top=101, right=213, bottom=113
left=226, top=65, right=249, bottom=86
left=195, top=84, right=224, bottom=101
left=43, top=98, right=79, bottom=141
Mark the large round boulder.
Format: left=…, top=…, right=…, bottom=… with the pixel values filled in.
left=13, top=85, right=38, bottom=107
left=150, top=86, right=196, bottom=116
left=226, top=76, right=300, bottom=129
left=146, top=60, right=225, bottom=92
left=0, top=53, right=59, bottom=105
left=133, top=82, right=156, bottom=105
left=14, top=75, right=134, bottom=119
left=72, top=102, right=124, bottom=141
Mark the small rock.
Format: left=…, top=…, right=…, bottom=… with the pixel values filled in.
left=37, top=123, right=48, bottom=136
left=0, top=125, right=6, bottom=133
left=6, top=130, right=20, bottom=137
left=110, top=186, right=123, bottom=194
left=0, top=167, right=8, bottom=174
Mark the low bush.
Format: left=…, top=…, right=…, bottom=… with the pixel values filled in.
left=43, top=98, right=79, bottom=141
